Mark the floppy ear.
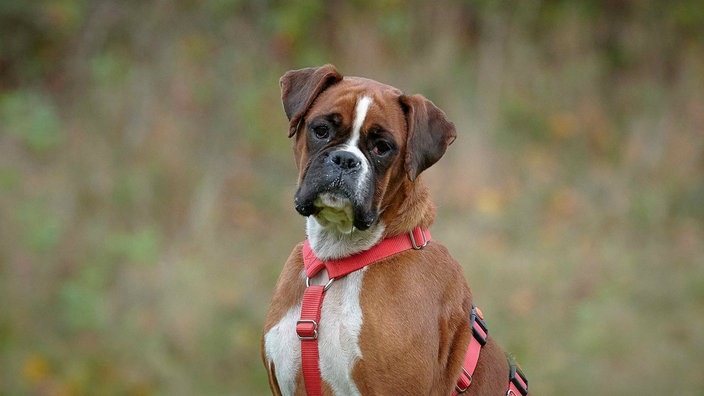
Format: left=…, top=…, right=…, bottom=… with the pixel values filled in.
left=280, top=64, right=343, bottom=138
left=399, top=94, right=457, bottom=181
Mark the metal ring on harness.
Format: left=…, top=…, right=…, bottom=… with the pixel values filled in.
left=306, top=276, right=335, bottom=291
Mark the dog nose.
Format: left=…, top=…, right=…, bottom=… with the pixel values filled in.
left=330, top=150, right=361, bottom=170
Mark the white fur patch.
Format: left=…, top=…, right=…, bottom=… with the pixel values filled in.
left=264, top=300, right=303, bottom=395
left=317, top=270, right=365, bottom=396
left=264, top=269, right=366, bottom=396
left=344, top=96, right=373, bottom=196
left=307, top=217, right=385, bottom=261
left=350, top=96, right=373, bottom=146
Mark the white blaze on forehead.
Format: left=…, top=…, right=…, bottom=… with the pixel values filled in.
left=338, top=95, right=373, bottom=197
left=349, top=96, right=373, bottom=147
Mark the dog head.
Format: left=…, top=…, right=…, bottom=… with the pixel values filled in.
left=280, top=64, right=456, bottom=235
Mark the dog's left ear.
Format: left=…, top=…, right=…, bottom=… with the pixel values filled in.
left=280, top=64, right=343, bottom=138
left=399, top=94, right=457, bottom=181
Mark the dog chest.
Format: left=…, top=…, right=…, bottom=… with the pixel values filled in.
left=264, top=269, right=366, bottom=395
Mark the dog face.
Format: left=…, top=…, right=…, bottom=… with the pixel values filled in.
left=290, top=77, right=407, bottom=233
left=280, top=65, right=456, bottom=234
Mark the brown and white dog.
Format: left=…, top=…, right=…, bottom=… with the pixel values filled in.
left=262, top=65, right=522, bottom=395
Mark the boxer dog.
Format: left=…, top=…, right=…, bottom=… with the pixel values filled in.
left=262, top=65, right=528, bottom=395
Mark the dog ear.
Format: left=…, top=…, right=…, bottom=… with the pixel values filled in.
left=280, top=64, right=343, bottom=138
left=399, top=94, right=457, bottom=182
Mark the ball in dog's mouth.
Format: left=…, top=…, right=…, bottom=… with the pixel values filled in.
left=312, top=194, right=355, bottom=234
left=295, top=192, right=378, bottom=233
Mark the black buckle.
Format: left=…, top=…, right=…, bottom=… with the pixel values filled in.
left=508, top=360, right=529, bottom=396
left=470, top=305, right=488, bottom=346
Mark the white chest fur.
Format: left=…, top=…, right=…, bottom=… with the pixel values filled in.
left=264, top=269, right=366, bottom=396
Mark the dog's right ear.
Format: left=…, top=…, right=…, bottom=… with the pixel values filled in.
left=280, top=64, right=343, bottom=138
left=399, top=94, right=457, bottom=182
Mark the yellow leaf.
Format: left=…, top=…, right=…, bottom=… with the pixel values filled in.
left=22, top=354, right=50, bottom=385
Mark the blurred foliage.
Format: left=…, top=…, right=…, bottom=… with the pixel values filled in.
left=0, top=90, right=64, bottom=152
left=1, top=0, right=703, bottom=395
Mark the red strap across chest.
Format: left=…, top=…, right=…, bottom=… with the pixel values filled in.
left=295, top=226, right=528, bottom=395
left=297, top=285, right=327, bottom=396
left=297, top=227, right=430, bottom=396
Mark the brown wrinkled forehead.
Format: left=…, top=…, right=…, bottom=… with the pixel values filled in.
left=306, top=76, right=407, bottom=131
left=315, top=77, right=403, bottom=105
left=339, top=76, right=403, bottom=96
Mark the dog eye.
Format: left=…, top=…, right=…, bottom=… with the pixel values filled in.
left=371, top=140, right=393, bottom=156
left=311, top=125, right=330, bottom=139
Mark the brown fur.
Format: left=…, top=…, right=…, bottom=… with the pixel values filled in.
left=263, top=65, right=521, bottom=394
left=262, top=184, right=512, bottom=394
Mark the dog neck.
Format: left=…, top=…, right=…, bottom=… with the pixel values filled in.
left=306, top=177, right=435, bottom=261
left=381, top=175, right=437, bottom=238
left=306, top=217, right=386, bottom=261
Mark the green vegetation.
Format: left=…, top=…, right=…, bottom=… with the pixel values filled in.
left=1, top=1, right=702, bottom=394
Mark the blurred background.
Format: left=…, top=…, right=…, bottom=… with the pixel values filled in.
left=1, top=1, right=703, bottom=394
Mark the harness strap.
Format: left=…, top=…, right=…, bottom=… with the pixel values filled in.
left=507, top=359, right=529, bottom=396
left=453, top=305, right=488, bottom=395
left=302, top=226, right=430, bottom=279
left=454, top=306, right=529, bottom=396
left=298, top=226, right=430, bottom=396
left=296, top=285, right=327, bottom=395
left=296, top=226, right=529, bottom=395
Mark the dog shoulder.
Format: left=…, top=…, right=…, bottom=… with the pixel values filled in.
left=263, top=243, right=307, bottom=333
left=415, top=241, right=473, bottom=296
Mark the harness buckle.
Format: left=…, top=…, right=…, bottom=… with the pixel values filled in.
left=508, top=360, right=529, bottom=396
left=296, top=319, right=319, bottom=341
left=470, top=305, right=488, bottom=346
left=409, top=227, right=428, bottom=250
left=455, top=367, right=472, bottom=393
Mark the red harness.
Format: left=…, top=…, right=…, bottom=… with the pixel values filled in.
left=296, top=226, right=528, bottom=395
